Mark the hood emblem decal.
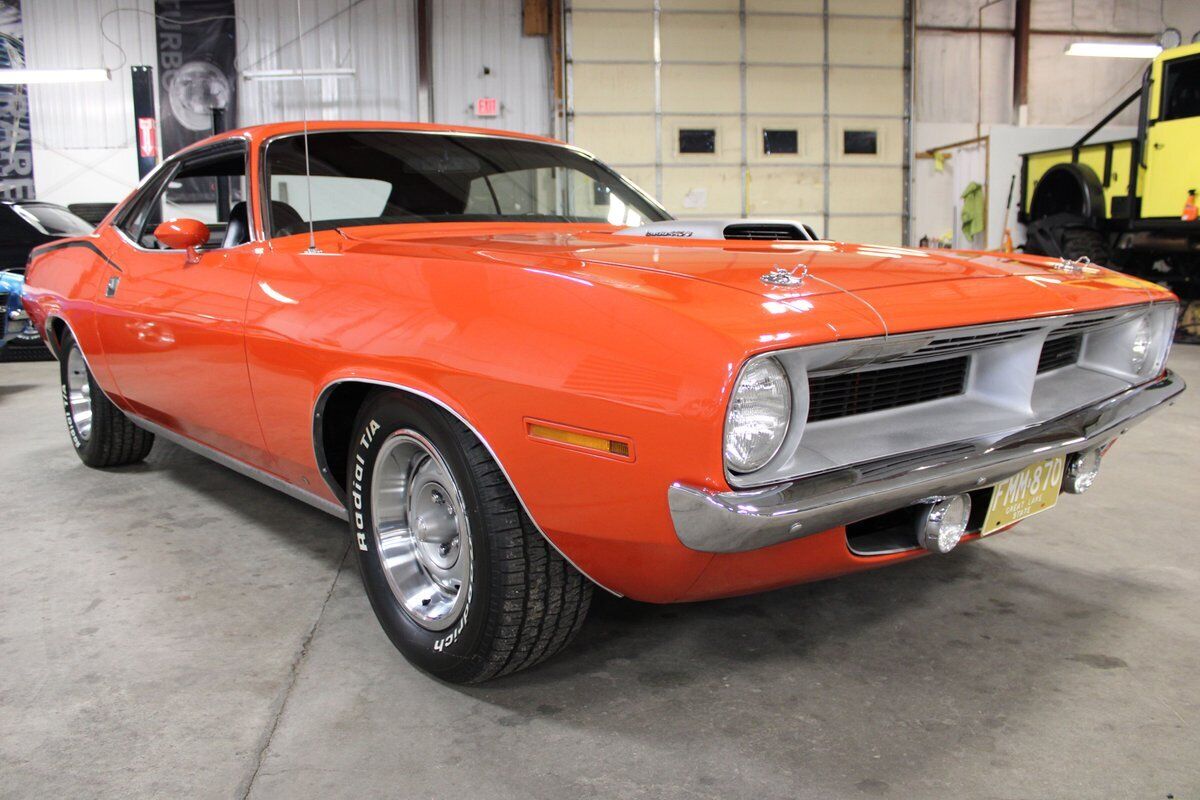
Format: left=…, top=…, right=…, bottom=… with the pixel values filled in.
left=761, top=264, right=808, bottom=287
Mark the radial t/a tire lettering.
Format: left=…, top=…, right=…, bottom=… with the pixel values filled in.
left=348, top=391, right=592, bottom=683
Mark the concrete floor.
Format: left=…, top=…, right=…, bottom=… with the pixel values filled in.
left=1, top=350, right=1197, bottom=800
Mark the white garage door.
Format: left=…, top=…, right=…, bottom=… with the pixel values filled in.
left=567, top=0, right=911, bottom=245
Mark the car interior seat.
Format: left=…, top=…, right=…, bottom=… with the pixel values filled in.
left=222, top=202, right=250, bottom=249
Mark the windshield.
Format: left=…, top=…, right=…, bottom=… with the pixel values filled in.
left=263, top=131, right=668, bottom=236
left=12, top=203, right=93, bottom=236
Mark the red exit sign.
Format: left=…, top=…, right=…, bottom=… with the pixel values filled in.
left=474, top=97, right=499, bottom=117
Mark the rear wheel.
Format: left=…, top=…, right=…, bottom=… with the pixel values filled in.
left=349, top=391, right=592, bottom=683
left=59, top=330, right=154, bottom=467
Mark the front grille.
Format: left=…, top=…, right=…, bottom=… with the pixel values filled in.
left=723, top=223, right=810, bottom=241
left=890, top=326, right=1042, bottom=363
left=1037, top=334, right=1082, bottom=372
left=1054, top=312, right=1122, bottom=336
left=807, top=356, right=970, bottom=422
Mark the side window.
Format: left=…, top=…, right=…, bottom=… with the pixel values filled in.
left=115, top=167, right=176, bottom=245
left=120, top=144, right=250, bottom=250
left=1162, top=55, right=1200, bottom=121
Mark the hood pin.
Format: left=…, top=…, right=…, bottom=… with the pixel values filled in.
left=761, top=263, right=809, bottom=287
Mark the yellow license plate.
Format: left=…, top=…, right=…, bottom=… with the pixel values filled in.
left=981, top=456, right=1066, bottom=535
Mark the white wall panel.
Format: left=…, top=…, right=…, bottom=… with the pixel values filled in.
left=746, top=15, right=823, bottom=63
left=660, top=12, right=739, bottom=62
left=24, top=0, right=556, bottom=200
left=237, top=0, right=418, bottom=126
left=431, top=0, right=552, bottom=135
left=915, top=30, right=1013, bottom=125
left=25, top=0, right=156, bottom=150
left=571, top=11, right=653, bottom=60
left=916, top=0, right=1200, bottom=128
left=746, top=66, right=825, bottom=114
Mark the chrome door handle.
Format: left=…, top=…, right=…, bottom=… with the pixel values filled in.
left=1153, top=142, right=1165, bottom=150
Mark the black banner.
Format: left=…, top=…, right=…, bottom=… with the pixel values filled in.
left=0, top=0, right=34, bottom=200
left=131, top=65, right=159, bottom=180
left=154, top=0, right=237, bottom=202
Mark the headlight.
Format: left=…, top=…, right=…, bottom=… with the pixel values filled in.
left=1130, top=316, right=1152, bottom=374
left=1129, top=305, right=1176, bottom=378
left=724, top=356, right=791, bottom=473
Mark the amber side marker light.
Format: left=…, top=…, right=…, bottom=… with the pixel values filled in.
left=526, top=419, right=633, bottom=461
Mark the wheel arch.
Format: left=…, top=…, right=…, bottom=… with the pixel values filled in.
left=1029, top=163, right=1107, bottom=223
left=311, top=376, right=621, bottom=597
left=44, top=314, right=68, bottom=359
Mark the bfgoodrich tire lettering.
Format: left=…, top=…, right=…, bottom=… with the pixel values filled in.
left=59, top=329, right=154, bottom=468
left=349, top=391, right=592, bottom=683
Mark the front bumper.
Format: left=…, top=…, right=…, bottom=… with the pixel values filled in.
left=669, top=370, right=1185, bottom=554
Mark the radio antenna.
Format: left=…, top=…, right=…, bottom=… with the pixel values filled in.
left=295, top=0, right=319, bottom=253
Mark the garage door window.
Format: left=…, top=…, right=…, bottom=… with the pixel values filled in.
left=843, top=130, right=878, bottom=155
left=763, top=129, right=798, bottom=155
left=678, top=129, right=716, bottom=154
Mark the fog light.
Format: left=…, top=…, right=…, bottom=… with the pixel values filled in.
left=916, top=494, right=972, bottom=554
left=1064, top=448, right=1103, bottom=494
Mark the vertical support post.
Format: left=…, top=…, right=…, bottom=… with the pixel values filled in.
left=1013, top=0, right=1031, bottom=125
left=416, top=0, right=434, bottom=123
left=564, top=0, right=575, bottom=144
left=550, top=0, right=564, bottom=140
left=902, top=0, right=914, bottom=245
left=738, top=0, right=748, bottom=218
left=821, top=0, right=830, bottom=239
left=652, top=0, right=663, bottom=203
left=131, top=65, right=158, bottom=180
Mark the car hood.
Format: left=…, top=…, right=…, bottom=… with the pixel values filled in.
left=343, top=228, right=1076, bottom=296
left=337, top=226, right=1166, bottom=335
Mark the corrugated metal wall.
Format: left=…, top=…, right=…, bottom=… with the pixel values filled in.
left=916, top=0, right=1200, bottom=128
left=25, top=0, right=156, bottom=150
left=237, top=0, right=419, bottom=125
left=431, top=0, right=552, bottom=135
left=21, top=0, right=550, bottom=203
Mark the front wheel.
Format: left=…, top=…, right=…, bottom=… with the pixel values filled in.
left=59, top=330, right=154, bottom=467
left=349, top=392, right=592, bottom=683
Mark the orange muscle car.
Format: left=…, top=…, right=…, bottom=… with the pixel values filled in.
left=23, top=121, right=1185, bottom=682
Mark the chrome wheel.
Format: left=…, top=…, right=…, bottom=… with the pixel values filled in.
left=65, top=343, right=92, bottom=441
left=371, top=430, right=472, bottom=631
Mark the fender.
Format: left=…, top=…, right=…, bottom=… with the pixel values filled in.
left=311, top=375, right=622, bottom=596
left=1029, top=162, right=1107, bottom=223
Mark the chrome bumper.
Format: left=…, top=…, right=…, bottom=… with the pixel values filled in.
left=668, top=371, right=1185, bottom=553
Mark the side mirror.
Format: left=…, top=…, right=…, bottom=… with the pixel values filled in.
left=154, top=218, right=210, bottom=263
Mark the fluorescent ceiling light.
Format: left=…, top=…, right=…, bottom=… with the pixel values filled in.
left=1065, top=42, right=1162, bottom=59
left=242, top=68, right=356, bottom=82
left=0, top=68, right=110, bottom=84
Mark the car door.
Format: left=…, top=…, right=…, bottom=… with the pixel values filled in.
left=95, top=141, right=269, bottom=465
left=1142, top=51, right=1200, bottom=218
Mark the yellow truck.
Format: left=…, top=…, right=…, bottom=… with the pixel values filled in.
left=1021, top=41, right=1199, bottom=301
